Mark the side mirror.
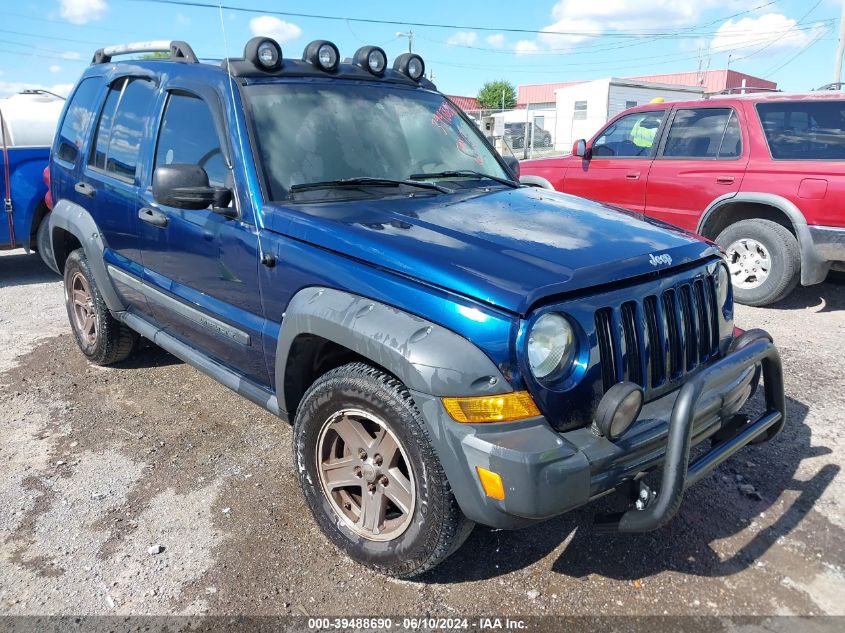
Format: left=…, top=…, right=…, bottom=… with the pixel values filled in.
left=152, top=164, right=233, bottom=213
left=502, top=155, right=520, bottom=179
left=572, top=139, right=589, bottom=159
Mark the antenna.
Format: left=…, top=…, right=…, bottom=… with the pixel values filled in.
left=217, top=1, right=267, bottom=245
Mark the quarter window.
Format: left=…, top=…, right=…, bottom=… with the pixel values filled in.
left=56, top=78, right=101, bottom=163
left=757, top=101, right=845, bottom=160
left=592, top=109, right=666, bottom=158
left=154, top=92, right=228, bottom=188
left=662, top=108, right=741, bottom=159
left=88, top=77, right=156, bottom=182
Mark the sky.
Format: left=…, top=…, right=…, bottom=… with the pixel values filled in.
left=1, top=0, right=844, bottom=99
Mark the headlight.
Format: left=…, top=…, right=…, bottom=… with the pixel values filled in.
left=527, top=313, right=575, bottom=379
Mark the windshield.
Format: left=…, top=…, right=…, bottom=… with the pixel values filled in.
left=244, top=82, right=509, bottom=200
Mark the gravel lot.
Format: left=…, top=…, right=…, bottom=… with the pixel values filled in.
left=1, top=248, right=844, bottom=618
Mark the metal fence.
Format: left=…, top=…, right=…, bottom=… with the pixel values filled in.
left=461, top=107, right=565, bottom=161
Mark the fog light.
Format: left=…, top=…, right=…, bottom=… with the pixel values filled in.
left=442, top=391, right=540, bottom=423
left=476, top=467, right=505, bottom=500
left=594, top=382, right=643, bottom=440
left=353, top=45, right=387, bottom=76
left=393, top=52, right=425, bottom=81
left=244, top=37, right=282, bottom=71
left=303, top=40, right=340, bottom=72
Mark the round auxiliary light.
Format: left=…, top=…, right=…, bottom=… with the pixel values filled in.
left=244, top=37, right=282, bottom=71
left=527, top=313, right=575, bottom=380
left=353, top=45, right=387, bottom=76
left=593, top=382, right=644, bottom=441
left=303, top=40, right=340, bottom=72
left=393, top=52, right=425, bottom=81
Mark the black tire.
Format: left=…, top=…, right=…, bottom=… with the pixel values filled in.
left=294, top=362, right=471, bottom=578
left=63, top=248, right=138, bottom=365
left=716, top=219, right=800, bottom=306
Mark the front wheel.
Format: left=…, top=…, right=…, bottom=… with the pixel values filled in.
left=63, top=248, right=138, bottom=365
left=716, top=219, right=800, bottom=306
left=293, top=362, right=472, bottom=578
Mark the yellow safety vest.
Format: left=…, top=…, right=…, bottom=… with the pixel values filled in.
left=631, top=118, right=658, bottom=148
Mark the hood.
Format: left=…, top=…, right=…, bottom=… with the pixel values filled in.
left=263, top=187, right=718, bottom=315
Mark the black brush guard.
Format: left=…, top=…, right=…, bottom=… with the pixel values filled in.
left=595, top=329, right=785, bottom=533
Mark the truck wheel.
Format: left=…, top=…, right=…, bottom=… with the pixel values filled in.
left=294, top=362, right=472, bottom=578
left=63, top=248, right=138, bottom=365
left=716, top=219, right=800, bottom=306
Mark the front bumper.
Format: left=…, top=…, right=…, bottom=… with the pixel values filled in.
left=412, top=330, right=785, bottom=530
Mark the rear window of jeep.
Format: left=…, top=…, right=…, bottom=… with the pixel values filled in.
left=757, top=101, right=845, bottom=160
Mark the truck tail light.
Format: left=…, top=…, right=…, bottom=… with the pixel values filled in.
left=43, top=165, right=53, bottom=210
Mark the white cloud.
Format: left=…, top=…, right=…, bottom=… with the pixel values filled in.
left=58, top=0, right=108, bottom=25
left=49, top=65, right=62, bottom=73
left=486, top=33, right=505, bottom=48
left=446, top=31, right=478, bottom=46
left=177, top=13, right=191, bottom=26
left=514, top=40, right=542, bottom=56
left=60, top=51, right=81, bottom=60
left=0, top=82, right=73, bottom=98
left=248, top=15, right=302, bottom=44
left=710, top=13, right=826, bottom=55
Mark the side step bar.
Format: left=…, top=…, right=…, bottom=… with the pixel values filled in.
left=121, top=311, right=283, bottom=420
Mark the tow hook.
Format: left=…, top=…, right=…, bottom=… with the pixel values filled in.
left=593, top=480, right=656, bottom=534
left=633, top=481, right=656, bottom=511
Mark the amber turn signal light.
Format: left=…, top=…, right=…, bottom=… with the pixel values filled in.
left=476, top=466, right=506, bottom=500
left=441, top=391, right=540, bottom=423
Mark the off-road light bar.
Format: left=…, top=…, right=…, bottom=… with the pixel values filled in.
left=304, top=40, right=340, bottom=72
left=393, top=53, right=425, bottom=81
left=353, top=45, right=388, bottom=76
left=244, top=37, right=282, bottom=71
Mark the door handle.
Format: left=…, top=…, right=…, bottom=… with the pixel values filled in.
left=716, top=176, right=735, bottom=185
left=625, top=172, right=640, bottom=180
left=74, top=182, right=95, bottom=197
left=139, top=207, right=168, bottom=228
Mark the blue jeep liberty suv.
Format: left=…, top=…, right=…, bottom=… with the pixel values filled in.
left=45, top=38, right=786, bottom=578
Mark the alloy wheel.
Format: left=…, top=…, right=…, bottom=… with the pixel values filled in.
left=69, top=272, right=98, bottom=345
left=315, top=408, right=415, bottom=541
left=725, top=238, right=772, bottom=290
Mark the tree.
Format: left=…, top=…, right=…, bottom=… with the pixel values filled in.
left=140, top=52, right=169, bottom=60
left=477, top=80, right=517, bottom=110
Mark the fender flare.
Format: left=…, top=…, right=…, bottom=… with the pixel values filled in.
left=697, top=192, right=828, bottom=286
left=47, top=199, right=126, bottom=313
left=519, top=174, right=555, bottom=190
left=274, top=287, right=510, bottom=416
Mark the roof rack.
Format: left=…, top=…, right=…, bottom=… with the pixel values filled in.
left=813, top=82, right=843, bottom=91
left=716, top=86, right=781, bottom=95
left=91, top=40, right=198, bottom=65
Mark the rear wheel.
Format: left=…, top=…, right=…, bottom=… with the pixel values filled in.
left=716, top=219, right=800, bottom=306
left=63, top=248, right=138, bottom=365
left=293, top=362, right=472, bottom=578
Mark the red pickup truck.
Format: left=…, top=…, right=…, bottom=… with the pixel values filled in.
left=520, top=93, right=845, bottom=305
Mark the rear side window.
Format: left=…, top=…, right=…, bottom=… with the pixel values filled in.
left=154, top=93, right=228, bottom=187
left=757, top=101, right=845, bottom=160
left=662, top=108, right=740, bottom=159
left=89, top=77, right=156, bottom=181
left=56, top=78, right=101, bottom=163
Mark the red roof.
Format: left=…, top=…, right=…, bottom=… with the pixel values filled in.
left=517, top=70, right=777, bottom=105
left=447, top=95, right=481, bottom=111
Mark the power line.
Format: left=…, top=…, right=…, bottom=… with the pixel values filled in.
left=130, top=0, right=827, bottom=40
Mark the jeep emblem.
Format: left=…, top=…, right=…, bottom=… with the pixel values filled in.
left=649, top=253, right=673, bottom=266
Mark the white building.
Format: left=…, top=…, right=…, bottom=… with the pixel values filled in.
left=552, top=78, right=704, bottom=151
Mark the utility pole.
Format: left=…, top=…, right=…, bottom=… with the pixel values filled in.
left=835, top=0, right=845, bottom=83
left=396, top=30, right=414, bottom=53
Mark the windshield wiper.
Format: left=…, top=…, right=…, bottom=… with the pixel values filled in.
left=289, top=177, right=452, bottom=195
left=409, top=170, right=520, bottom=189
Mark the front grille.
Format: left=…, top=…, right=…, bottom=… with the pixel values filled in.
left=595, top=273, right=720, bottom=395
